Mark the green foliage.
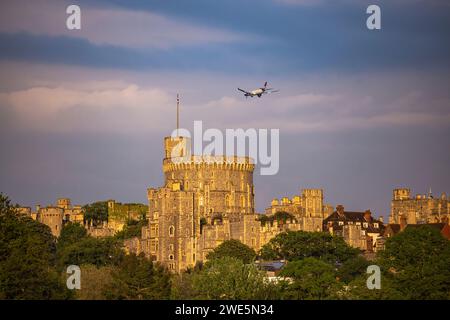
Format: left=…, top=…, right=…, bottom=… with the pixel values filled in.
left=108, top=203, right=147, bottom=221
left=57, top=222, right=88, bottom=251
left=280, top=257, right=339, bottom=299
left=335, top=274, right=403, bottom=300
left=190, top=257, right=279, bottom=300
left=115, top=219, right=148, bottom=240
left=0, top=193, right=71, bottom=299
left=260, top=231, right=359, bottom=264
left=57, top=236, right=125, bottom=270
left=206, top=239, right=256, bottom=264
left=336, top=256, right=370, bottom=284
left=104, top=253, right=171, bottom=300
left=75, top=264, right=117, bottom=300
left=83, top=201, right=108, bottom=226
left=258, top=211, right=296, bottom=226
left=378, top=225, right=450, bottom=299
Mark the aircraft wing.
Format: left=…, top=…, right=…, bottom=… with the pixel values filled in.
left=238, top=88, right=251, bottom=94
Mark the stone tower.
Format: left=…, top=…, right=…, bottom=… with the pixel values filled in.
left=390, top=187, right=450, bottom=224
left=143, top=135, right=255, bottom=272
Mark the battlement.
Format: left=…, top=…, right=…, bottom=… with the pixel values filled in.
left=163, top=155, right=254, bottom=173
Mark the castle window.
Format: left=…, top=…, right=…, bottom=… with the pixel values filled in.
left=374, top=223, right=379, bottom=228
left=338, top=221, right=344, bottom=226
left=225, top=195, right=231, bottom=207
left=169, top=244, right=174, bottom=252
left=169, top=225, right=175, bottom=236
left=363, top=222, right=368, bottom=228
left=241, top=195, right=245, bottom=208
left=169, top=254, right=174, bottom=260
left=356, top=222, right=361, bottom=226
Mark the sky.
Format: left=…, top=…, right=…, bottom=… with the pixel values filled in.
left=0, top=0, right=449, bottom=218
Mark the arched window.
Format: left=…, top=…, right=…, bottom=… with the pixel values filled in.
left=169, top=254, right=174, bottom=260
left=169, top=225, right=175, bottom=236
left=241, top=195, right=245, bottom=208
left=225, top=195, right=230, bottom=207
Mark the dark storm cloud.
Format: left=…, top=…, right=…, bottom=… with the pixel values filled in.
left=0, top=0, right=449, bottom=73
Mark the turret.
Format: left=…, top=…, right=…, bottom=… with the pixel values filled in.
left=393, top=188, right=410, bottom=201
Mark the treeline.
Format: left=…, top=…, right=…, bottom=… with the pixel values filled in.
left=0, top=194, right=168, bottom=300
left=1, top=193, right=450, bottom=300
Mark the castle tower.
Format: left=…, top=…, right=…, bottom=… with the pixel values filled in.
left=144, top=133, right=255, bottom=272
left=301, top=189, right=324, bottom=218
left=57, top=198, right=71, bottom=210
left=393, top=188, right=411, bottom=201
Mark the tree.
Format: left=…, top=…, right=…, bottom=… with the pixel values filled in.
left=115, top=219, right=148, bottom=240
left=336, top=256, right=370, bottom=284
left=258, top=211, right=296, bottom=226
left=57, top=236, right=125, bottom=270
left=83, top=201, right=108, bottom=226
left=260, top=231, right=359, bottom=264
left=104, top=253, right=171, bottom=300
left=74, top=264, right=117, bottom=300
left=191, top=257, right=279, bottom=300
left=280, top=257, right=339, bottom=300
left=334, top=273, right=403, bottom=300
left=206, top=239, right=256, bottom=264
left=0, top=193, right=70, bottom=299
left=378, top=225, right=450, bottom=299
left=57, top=222, right=88, bottom=251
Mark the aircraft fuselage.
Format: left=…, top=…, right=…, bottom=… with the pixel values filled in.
left=250, top=88, right=264, bottom=96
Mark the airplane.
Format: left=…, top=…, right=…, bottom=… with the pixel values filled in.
left=237, top=82, right=279, bottom=98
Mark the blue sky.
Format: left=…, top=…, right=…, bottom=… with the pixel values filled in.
left=0, top=0, right=449, bottom=218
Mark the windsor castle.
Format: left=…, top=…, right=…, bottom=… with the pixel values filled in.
left=17, top=134, right=450, bottom=273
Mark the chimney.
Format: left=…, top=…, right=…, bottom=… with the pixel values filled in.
left=336, top=205, right=344, bottom=216
left=400, top=215, right=407, bottom=231
left=364, top=210, right=372, bottom=221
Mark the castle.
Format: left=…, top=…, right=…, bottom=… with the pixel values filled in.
left=17, top=198, right=147, bottom=238
left=390, top=188, right=450, bottom=225
left=15, top=136, right=449, bottom=272
left=17, top=198, right=84, bottom=237
left=137, top=135, right=334, bottom=272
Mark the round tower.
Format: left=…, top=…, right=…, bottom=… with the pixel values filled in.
left=162, top=136, right=255, bottom=216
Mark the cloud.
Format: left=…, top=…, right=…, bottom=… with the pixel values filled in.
left=1, top=61, right=449, bottom=136
left=2, top=82, right=449, bottom=135
left=0, top=0, right=244, bottom=49
left=0, top=84, right=173, bottom=133
left=274, top=0, right=449, bottom=6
